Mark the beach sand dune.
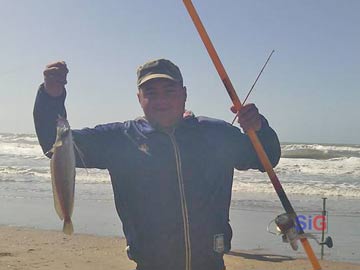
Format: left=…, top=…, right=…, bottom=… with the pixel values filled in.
left=1, top=226, right=359, bottom=270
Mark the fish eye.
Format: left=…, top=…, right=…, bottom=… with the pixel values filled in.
left=60, top=129, right=70, bottom=139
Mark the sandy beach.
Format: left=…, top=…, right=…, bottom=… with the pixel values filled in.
left=1, top=226, right=359, bottom=270
left=1, top=136, right=360, bottom=269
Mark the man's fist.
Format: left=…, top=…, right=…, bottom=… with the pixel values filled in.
left=231, top=103, right=262, bottom=132
left=43, top=61, right=69, bottom=97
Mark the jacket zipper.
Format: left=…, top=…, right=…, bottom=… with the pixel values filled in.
left=168, top=131, right=191, bottom=270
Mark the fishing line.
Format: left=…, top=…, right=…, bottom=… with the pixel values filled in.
left=231, top=50, right=275, bottom=125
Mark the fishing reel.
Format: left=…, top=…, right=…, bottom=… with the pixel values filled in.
left=267, top=213, right=333, bottom=251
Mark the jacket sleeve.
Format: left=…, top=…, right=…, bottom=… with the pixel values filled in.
left=33, top=84, right=109, bottom=169
left=229, top=115, right=281, bottom=171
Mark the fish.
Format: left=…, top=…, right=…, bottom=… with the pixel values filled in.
left=48, top=116, right=76, bottom=235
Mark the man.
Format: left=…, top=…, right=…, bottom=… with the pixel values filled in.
left=33, top=58, right=281, bottom=270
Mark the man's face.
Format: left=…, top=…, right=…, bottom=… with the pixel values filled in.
left=138, top=78, right=187, bottom=130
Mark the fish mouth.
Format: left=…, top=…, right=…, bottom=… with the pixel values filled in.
left=56, top=115, right=71, bottom=134
left=56, top=119, right=71, bottom=139
left=56, top=118, right=68, bottom=126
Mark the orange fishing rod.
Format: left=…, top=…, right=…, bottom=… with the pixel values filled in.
left=182, top=1, right=321, bottom=269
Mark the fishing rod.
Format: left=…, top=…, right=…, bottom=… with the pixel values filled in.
left=182, top=1, right=322, bottom=269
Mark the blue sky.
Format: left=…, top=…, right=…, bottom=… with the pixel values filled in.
left=1, top=0, right=359, bottom=144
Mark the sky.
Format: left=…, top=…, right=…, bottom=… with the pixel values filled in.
left=1, top=0, right=359, bottom=144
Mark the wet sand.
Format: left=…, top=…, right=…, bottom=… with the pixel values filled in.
left=1, top=226, right=359, bottom=270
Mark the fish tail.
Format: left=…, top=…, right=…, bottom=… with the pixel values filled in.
left=63, top=218, right=74, bottom=235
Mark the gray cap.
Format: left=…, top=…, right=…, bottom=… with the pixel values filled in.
left=137, top=59, right=183, bottom=87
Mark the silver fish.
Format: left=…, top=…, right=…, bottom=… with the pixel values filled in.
left=49, top=116, right=76, bottom=235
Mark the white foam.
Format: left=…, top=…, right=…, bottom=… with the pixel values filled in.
left=0, top=133, right=38, bottom=144
left=278, top=157, right=360, bottom=177
left=1, top=134, right=359, bottom=198
left=233, top=160, right=360, bottom=198
left=0, top=142, right=44, bottom=158
left=75, top=168, right=111, bottom=184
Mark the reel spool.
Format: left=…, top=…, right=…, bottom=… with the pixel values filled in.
left=274, top=213, right=299, bottom=250
left=267, top=213, right=333, bottom=250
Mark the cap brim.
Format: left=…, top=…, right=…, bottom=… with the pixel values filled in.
left=137, top=74, right=179, bottom=87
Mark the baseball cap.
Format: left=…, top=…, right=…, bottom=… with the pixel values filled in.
left=137, top=59, right=183, bottom=87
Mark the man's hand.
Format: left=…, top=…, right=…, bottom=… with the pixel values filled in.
left=43, top=61, right=69, bottom=97
left=231, top=103, right=262, bottom=132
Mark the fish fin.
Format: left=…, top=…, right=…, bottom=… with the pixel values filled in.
left=45, top=146, right=55, bottom=156
left=73, top=141, right=88, bottom=173
left=51, top=173, right=64, bottom=220
left=63, top=219, right=74, bottom=235
left=46, top=141, right=63, bottom=157
left=46, top=135, right=65, bottom=156
left=54, top=140, right=63, bottom=147
left=69, top=174, right=75, bottom=217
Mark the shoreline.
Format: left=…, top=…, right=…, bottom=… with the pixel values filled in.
left=2, top=193, right=360, bottom=264
left=1, top=225, right=359, bottom=270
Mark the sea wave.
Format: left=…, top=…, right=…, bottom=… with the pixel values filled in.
left=277, top=157, right=360, bottom=177
left=233, top=160, right=360, bottom=198
left=0, top=165, right=110, bottom=184
left=0, top=142, right=44, bottom=159
left=281, top=143, right=360, bottom=159
left=232, top=177, right=360, bottom=198
left=0, top=133, right=38, bottom=145
left=0, top=134, right=359, bottom=198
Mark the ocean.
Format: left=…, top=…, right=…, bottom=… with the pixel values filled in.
left=0, top=133, right=359, bottom=262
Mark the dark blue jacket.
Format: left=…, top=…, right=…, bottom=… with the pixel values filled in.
left=33, top=85, right=281, bottom=270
